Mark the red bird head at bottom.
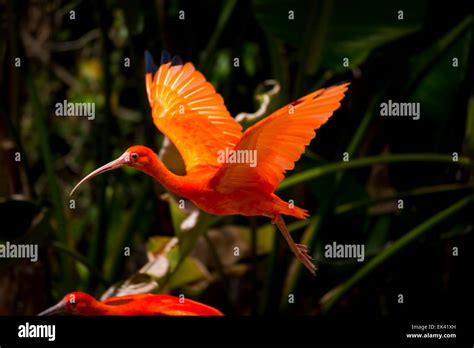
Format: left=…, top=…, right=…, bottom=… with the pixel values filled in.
left=38, top=292, right=102, bottom=316
left=38, top=291, right=224, bottom=316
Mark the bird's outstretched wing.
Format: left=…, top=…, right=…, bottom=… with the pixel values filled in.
left=211, top=83, right=350, bottom=193
left=145, top=51, right=242, bottom=173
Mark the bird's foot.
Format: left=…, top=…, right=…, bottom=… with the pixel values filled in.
left=295, top=243, right=316, bottom=275
left=272, top=214, right=317, bottom=275
left=296, top=243, right=309, bottom=254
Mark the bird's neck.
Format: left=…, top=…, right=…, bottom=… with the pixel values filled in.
left=140, top=153, right=191, bottom=196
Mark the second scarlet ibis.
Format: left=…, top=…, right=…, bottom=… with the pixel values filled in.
left=38, top=292, right=223, bottom=316
left=71, top=50, right=350, bottom=274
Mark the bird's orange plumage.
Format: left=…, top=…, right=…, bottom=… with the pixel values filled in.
left=39, top=292, right=223, bottom=316
left=145, top=60, right=242, bottom=172
left=71, top=51, right=350, bottom=274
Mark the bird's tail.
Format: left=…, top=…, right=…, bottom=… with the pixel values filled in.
left=271, top=194, right=309, bottom=219
left=271, top=214, right=316, bottom=275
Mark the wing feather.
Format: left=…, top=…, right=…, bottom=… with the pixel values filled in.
left=145, top=51, right=242, bottom=172
left=211, top=83, right=350, bottom=193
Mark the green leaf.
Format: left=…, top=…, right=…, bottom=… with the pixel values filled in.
left=254, top=0, right=425, bottom=70
left=253, top=0, right=308, bottom=46
left=168, top=257, right=211, bottom=291
left=320, top=1, right=425, bottom=70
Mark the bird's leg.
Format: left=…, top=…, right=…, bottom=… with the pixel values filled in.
left=271, top=214, right=316, bottom=275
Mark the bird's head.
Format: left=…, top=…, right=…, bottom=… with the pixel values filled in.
left=70, top=145, right=155, bottom=196
left=38, top=292, right=99, bottom=316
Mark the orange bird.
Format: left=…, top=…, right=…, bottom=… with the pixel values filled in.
left=38, top=292, right=223, bottom=316
left=71, top=50, right=350, bottom=274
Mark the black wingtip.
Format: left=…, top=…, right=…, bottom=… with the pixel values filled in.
left=144, top=50, right=158, bottom=78
left=160, top=49, right=171, bottom=65
left=145, top=50, right=184, bottom=78
left=171, top=55, right=183, bottom=67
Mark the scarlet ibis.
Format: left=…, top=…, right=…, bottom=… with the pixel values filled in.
left=71, top=50, right=350, bottom=274
left=38, top=292, right=223, bottom=316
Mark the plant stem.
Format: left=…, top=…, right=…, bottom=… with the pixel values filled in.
left=283, top=183, right=474, bottom=234
left=335, top=183, right=474, bottom=215
left=320, top=194, right=474, bottom=313
left=199, top=0, right=238, bottom=73
left=278, top=153, right=472, bottom=191
left=107, top=182, right=151, bottom=283
left=87, top=1, right=112, bottom=291
left=402, top=15, right=472, bottom=99
left=294, top=0, right=333, bottom=98
left=52, top=242, right=108, bottom=285
left=280, top=216, right=319, bottom=308
left=260, top=226, right=279, bottom=315
left=26, top=68, right=71, bottom=292
left=4, top=1, right=36, bottom=198
left=249, top=216, right=258, bottom=315
left=203, top=232, right=233, bottom=314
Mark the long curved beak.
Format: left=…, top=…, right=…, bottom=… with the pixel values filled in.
left=38, top=301, right=67, bottom=316
left=70, top=152, right=131, bottom=196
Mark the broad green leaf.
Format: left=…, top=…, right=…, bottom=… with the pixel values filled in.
left=253, top=0, right=425, bottom=70
left=168, top=257, right=212, bottom=291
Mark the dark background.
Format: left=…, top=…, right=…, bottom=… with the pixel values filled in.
left=0, top=0, right=472, bottom=330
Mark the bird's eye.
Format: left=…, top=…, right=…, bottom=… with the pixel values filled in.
left=131, top=153, right=139, bottom=160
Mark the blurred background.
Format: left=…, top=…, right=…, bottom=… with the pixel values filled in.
left=0, top=0, right=473, bottom=318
